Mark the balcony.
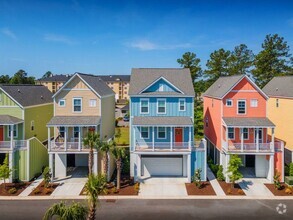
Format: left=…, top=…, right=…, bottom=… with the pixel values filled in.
left=223, top=141, right=274, bottom=153
left=49, top=141, right=91, bottom=152
left=0, top=140, right=27, bottom=151
left=135, top=141, right=191, bottom=152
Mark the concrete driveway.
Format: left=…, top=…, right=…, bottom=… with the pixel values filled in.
left=51, top=167, right=88, bottom=196
left=139, top=177, right=188, bottom=197
left=239, top=178, right=273, bottom=197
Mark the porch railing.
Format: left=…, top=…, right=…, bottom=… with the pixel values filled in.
left=222, top=141, right=274, bottom=153
left=49, top=141, right=89, bottom=152
left=0, top=140, right=27, bottom=151
left=135, top=141, right=191, bottom=152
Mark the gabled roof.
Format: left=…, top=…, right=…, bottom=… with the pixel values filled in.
left=98, top=75, right=130, bottom=82
left=0, top=84, right=53, bottom=107
left=37, top=74, right=71, bottom=82
left=263, top=76, right=293, bottom=98
left=129, top=68, right=195, bottom=96
left=203, top=75, right=268, bottom=99
left=53, top=72, right=115, bottom=98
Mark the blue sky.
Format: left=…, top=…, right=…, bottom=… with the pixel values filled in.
left=0, top=0, right=293, bottom=78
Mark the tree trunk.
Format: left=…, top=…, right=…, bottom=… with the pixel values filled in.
left=87, top=201, right=96, bottom=220
left=88, top=148, right=93, bottom=176
left=116, top=159, right=121, bottom=190
left=103, top=152, right=108, bottom=179
left=3, top=178, right=6, bottom=190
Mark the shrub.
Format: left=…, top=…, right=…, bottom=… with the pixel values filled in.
left=237, top=189, right=245, bottom=195
left=274, top=171, right=282, bottom=190
left=289, top=163, right=293, bottom=176
left=193, top=168, right=202, bottom=189
left=227, top=155, right=243, bottom=189
left=285, top=176, right=293, bottom=185
left=115, top=119, right=119, bottom=127
left=227, top=188, right=232, bottom=194
left=285, top=186, right=293, bottom=195
left=44, top=188, right=53, bottom=195
left=217, top=165, right=225, bottom=181
left=8, top=187, right=17, bottom=194
left=111, top=186, right=119, bottom=194
left=285, top=164, right=290, bottom=176
left=134, top=182, right=140, bottom=193
left=42, top=167, right=52, bottom=188
left=33, top=188, right=41, bottom=195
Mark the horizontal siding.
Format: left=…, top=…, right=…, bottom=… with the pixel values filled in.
left=131, top=97, right=193, bottom=117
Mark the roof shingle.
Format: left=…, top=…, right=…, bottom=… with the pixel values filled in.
left=47, top=116, right=101, bottom=126
left=223, top=117, right=275, bottom=127
left=133, top=116, right=193, bottom=126
left=263, top=76, right=293, bottom=98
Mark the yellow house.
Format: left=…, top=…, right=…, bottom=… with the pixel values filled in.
left=263, top=76, right=293, bottom=164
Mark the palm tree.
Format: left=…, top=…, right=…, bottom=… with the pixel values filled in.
left=99, top=140, right=115, bottom=180
left=85, top=174, right=107, bottom=220
left=43, top=201, right=87, bottom=220
left=111, top=146, right=126, bottom=190
left=83, top=132, right=100, bottom=175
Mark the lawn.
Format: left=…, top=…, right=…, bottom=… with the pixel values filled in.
left=115, top=127, right=129, bottom=145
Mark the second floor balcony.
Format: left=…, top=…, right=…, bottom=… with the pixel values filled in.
left=0, top=140, right=27, bottom=151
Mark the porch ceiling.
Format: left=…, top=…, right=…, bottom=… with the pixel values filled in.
left=47, top=116, right=101, bottom=127
left=132, top=116, right=193, bottom=126
left=223, top=117, right=275, bottom=128
left=0, top=115, right=23, bottom=125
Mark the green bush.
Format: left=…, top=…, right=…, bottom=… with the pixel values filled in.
left=274, top=171, right=282, bottom=190
left=42, top=167, right=52, bottom=188
left=8, top=187, right=17, bottom=194
left=285, top=164, right=290, bottom=176
left=285, top=176, right=293, bottom=186
left=217, top=165, right=225, bottom=181
left=289, top=163, right=293, bottom=176
left=192, top=168, right=203, bottom=189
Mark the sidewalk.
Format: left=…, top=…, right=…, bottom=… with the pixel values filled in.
left=239, top=178, right=274, bottom=197
left=206, top=166, right=225, bottom=196
left=18, top=177, right=43, bottom=197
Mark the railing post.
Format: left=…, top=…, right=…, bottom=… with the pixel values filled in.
left=64, top=127, right=67, bottom=152
left=10, top=125, right=14, bottom=150
left=152, top=126, right=155, bottom=151
left=240, top=128, right=244, bottom=152
left=170, top=126, right=173, bottom=151
left=189, top=126, right=191, bottom=150
left=133, top=126, right=136, bottom=151
left=48, top=127, right=51, bottom=151
left=78, top=126, right=81, bottom=151
left=256, top=128, right=259, bottom=152
left=271, top=127, right=275, bottom=152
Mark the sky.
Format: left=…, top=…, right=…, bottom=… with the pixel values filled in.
left=0, top=0, right=293, bottom=78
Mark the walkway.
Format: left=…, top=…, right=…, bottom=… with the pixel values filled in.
left=206, top=165, right=226, bottom=196
left=19, top=177, right=43, bottom=197
left=239, top=178, right=273, bottom=197
left=139, top=177, right=188, bottom=197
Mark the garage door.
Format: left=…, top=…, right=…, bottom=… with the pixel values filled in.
left=141, top=155, right=183, bottom=177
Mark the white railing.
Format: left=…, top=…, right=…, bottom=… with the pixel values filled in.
left=49, top=141, right=89, bottom=152
left=135, top=141, right=191, bottom=152
left=223, top=142, right=274, bottom=153
left=0, top=140, right=27, bottom=151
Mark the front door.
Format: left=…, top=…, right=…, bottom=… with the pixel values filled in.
left=0, top=126, right=3, bottom=141
left=67, top=154, right=75, bottom=167
left=254, top=129, right=263, bottom=143
left=175, top=128, right=183, bottom=144
left=246, top=155, right=255, bottom=167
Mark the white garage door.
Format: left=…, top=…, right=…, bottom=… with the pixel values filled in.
left=141, top=156, right=183, bottom=177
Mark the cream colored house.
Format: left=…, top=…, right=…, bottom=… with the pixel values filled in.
left=47, top=72, right=115, bottom=179
left=263, top=76, right=293, bottom=164
left=36, top=74, right=71, bottom=93
left=98, top=75, right=130, bottom=101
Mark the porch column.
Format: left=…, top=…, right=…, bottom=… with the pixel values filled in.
left=78, top=127, right=81, bottom=151
left=269, top=155, right=274, bottom=183
left=64, top=127, right=68, bottom=151
left=271, top=128, right=275, bottom=151
left=10, top=125, right=14, bottom=150
left=152, top=126, right=155, bottom=151
left=225, top=126, right=229, bottom=150
left=49, top=153, right=54, bottom=180
left=93, top=152, right=98, bottom=175
left=225, top=154, right=230, bottom=182
left=133, top=126, right=136, bottom=151
left=187, top=154, right=191, bottom=182
left=170, top=127, right=173, bottom=151
left=256, top=128, right=259, bottom=152
left=9, top=152, right=14, bottom=182
left=48, top=127, right=51, bottom=151
left=189, top=126, right=192, bottom=150
left=240, top=128, right=244, bottom=152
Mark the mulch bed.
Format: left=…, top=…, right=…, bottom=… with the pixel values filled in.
left=265, top=184, right=293, bottom=196
left=80, top=176, right=139, bottom=196
left=29, top=181, right=59, bottom=196
left=185, top=182, right=216, bottom=195
left=0, top=182, right=31, bottom=196
left=218, top=181, right=246, bottom=196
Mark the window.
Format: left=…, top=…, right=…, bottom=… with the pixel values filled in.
left=31, top=120, right=35, bottom=131
left=8, top=125, right=17, bottom=138
left=140, top=99, right=149, bottom=114
left=157, top=127, right=166, bottom=139
left=89, top=99, right=96, bottom=107
left=237, top=100, right=246, bottom=114
left=140, top=127, right=149, bottom=139
left=73, top=127, right=79, bottom=138
left=179, top=99, right=185, bottom=111
left=240, top=128, right=249, bottom=140
left=276, top=99, right=279, bottom=108
left=73, top=98, right=82, bottom=112
left=228, top=127, right=234, bottom=139
left=59, top=99, right=66, bottom=107
left=59, top=127, right=65, bottom=138
left=159, top=83, right=164, bottom=91
left=157, top=99, right=166, bottom=114
left=226, top=99, right=233, bottom=107
left=250, top=99, right=258, bottom=107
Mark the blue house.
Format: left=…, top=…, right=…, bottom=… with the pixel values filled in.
left=129, top=68, right=206, bottom=182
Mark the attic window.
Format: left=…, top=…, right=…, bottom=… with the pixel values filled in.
left=31, top=120, right=35, bottom=131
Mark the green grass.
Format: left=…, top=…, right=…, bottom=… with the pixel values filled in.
left=115, top=127, right=129, bottom=145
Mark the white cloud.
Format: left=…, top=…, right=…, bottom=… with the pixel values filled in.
left=44, top=34, right=76, bottom=45
left=127, top=39, right=192, bottom=51
left=1, top=28, right=17, bottom=40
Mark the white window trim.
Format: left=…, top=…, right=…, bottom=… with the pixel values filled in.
left=228, top=127, right=235, bottom=140
left=240, top=128, right=249, bottom=140
left=226, top=99, right=233, bottom=107
left=157, top=98, right=166, bottom=114
left=8, top=125, right=18, bottom=138
left=89, top=99, right=97, bottom=107
left=140, top=98, right=149, bottom=114
left=59, top=126, right=65, bottom=137
left=237, top=100, right=246, bottom=115
left=179, top=98, right=186, bottom=111
left=250, top=99, right=258, bottom=108
left=157, top=127, right=167, bottom=139
left=73, top=126, right=80, bottom=138
left=140, top=127, right=149, bottom=139
left=72, top=97, right=82, bottom=113
left=58, top=99, right=66, bottom=107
